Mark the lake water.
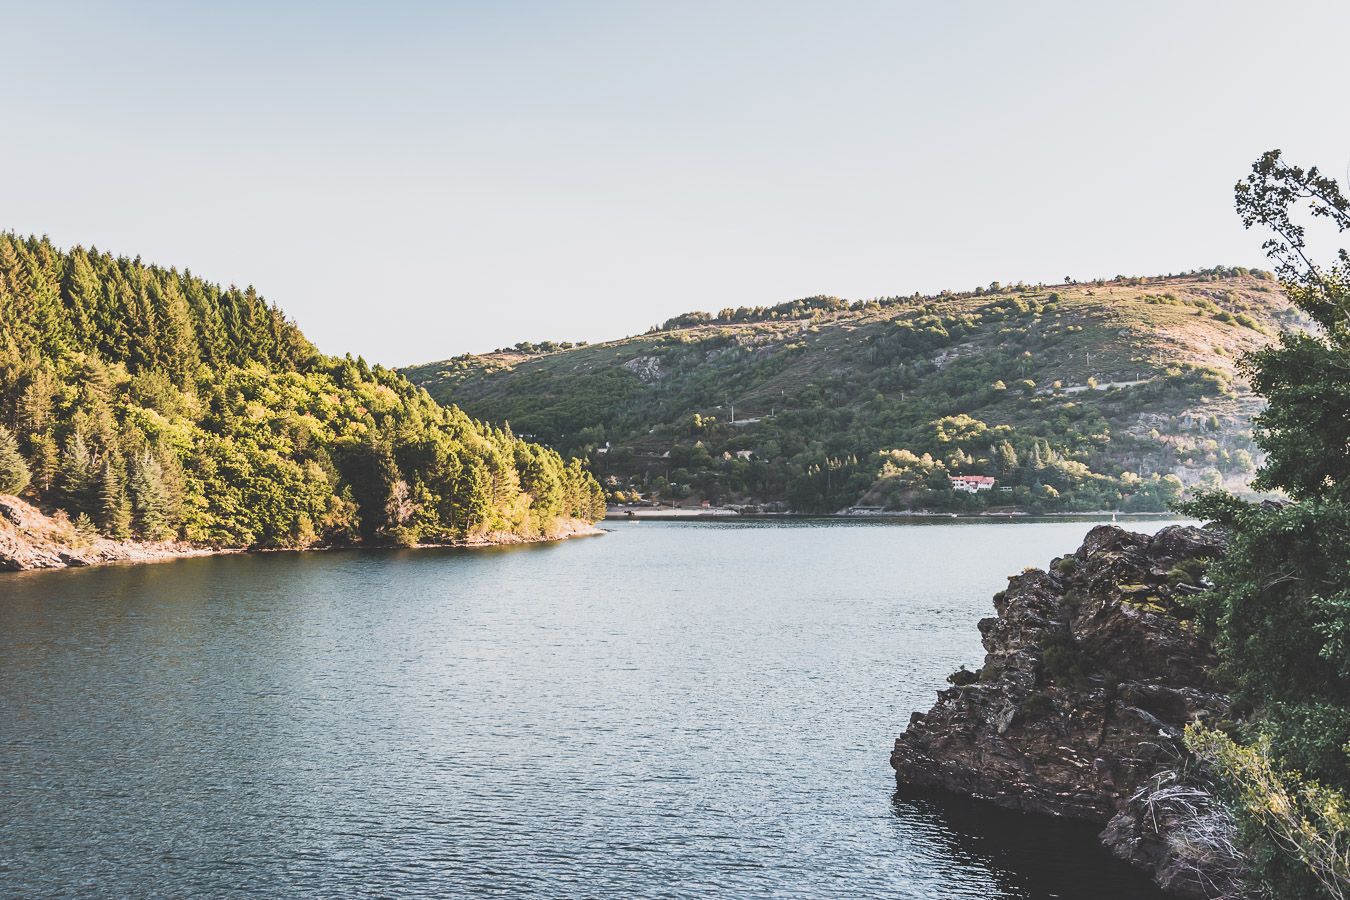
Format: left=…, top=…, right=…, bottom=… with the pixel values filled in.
left=0, top=518, right=1177, bottom=898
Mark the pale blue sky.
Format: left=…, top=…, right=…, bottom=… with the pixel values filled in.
left=3, top=1, right=1347, bottom=364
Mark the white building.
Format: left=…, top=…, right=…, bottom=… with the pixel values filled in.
left=950, top=475, right=996, bottom=494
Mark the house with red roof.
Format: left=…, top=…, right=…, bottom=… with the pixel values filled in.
left=950, top=474, right=996, bottom=494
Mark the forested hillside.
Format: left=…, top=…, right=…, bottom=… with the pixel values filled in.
left=0, top=234, right=604, bottom=549
left=406, top=269, right=1302, bottom=514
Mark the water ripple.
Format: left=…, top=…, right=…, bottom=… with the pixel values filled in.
left=0, top=519, right=1176, bottom=898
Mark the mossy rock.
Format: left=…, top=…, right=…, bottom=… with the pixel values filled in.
left=1053, top=556, right=1079, bottom=575
left=1019, top=692, right=1056, bottom=720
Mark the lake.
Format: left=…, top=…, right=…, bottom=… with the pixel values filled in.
left=0, top=518, right=1177, bottom=898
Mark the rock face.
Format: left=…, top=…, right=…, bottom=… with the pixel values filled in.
left=892, top=525, right=1240, bottom=898
left=0, top=494, right=214, bottom=571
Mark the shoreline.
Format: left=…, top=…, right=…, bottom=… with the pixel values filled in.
left=1, top=495, right=604, bottom=574
left=891, top=524, right=1234, bottom=895
left=607, top=507, right=1180, bottom=522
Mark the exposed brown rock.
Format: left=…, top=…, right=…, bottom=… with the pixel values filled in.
left=892, top=525, right=1240, bottom=897
left=0, top=494, right=216, bottom=571
left=0, top=494, right=603, bottom=573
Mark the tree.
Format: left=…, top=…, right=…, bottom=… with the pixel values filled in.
left=98, top=452, right=132, bottom=539
left=63, top=248, right=104, bottom=350
left=56, top=433, right=98, bottom=516
left=0, top=426, right=31, bottom=494
left=452, top=456, right=493, bottom=535
left=0, top=235, right=635, bottom=548
left=129, top=451, right=174, bottom=540
left=1182, top=150, right=1350, bottom=900
left=15, top=371, right=54, bottom=436
left=26, top=433, right=58, bottom=493
left=993, top=440, right=1019, bottom=477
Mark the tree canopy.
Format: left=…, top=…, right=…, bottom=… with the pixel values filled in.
left=0, top=234, right=604, bottom=547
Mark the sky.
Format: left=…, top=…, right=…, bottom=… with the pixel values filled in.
left=2, top=1, right=1348, bottom=365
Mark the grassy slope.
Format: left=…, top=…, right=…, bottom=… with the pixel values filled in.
left=404, top=272, right=1302, bottom=512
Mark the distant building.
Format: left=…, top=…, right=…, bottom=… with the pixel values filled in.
left=950, top=474, right=996, bottom=494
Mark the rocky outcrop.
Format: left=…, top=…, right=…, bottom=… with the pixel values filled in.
left=892, top=525, right=1242, bottom=898
left=0, top=494, right=217, bottom=571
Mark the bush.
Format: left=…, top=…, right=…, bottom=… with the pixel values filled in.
left=1186, top=726, right=1349, bottom=899
left=1019, top=692, right=1056, bottom=719
left=1040, top=630, right=1089, bottom=685
left=947, top=666, right=980, bottom=687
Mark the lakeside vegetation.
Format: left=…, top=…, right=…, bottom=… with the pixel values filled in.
left=0, top=235, right=604, bottom=550
left=405, top=270, right=1301, bottom=514
left=1180, top=151, right=1349, bottom=899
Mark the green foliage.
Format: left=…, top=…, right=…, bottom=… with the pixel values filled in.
left=1053, top=556, right=1078, bottom=575
left=98, top=452, right=131, bottom=540
left=947, top=666, right=979, bottom=686
left=1178, top=150, right=1350, bottom=899
left=1185, top=726, right=1348, bottom=899
left=56, top=433, right=99, bottom=518
left=1183, top=496, right=1350, bottom=785
left=407, top=268, right=1286, bottom=513
left=0, top=425, right=30, bottom=494
left=1039, top=630, right=1089, bottom=686
left=128, top=451, right=176, bottom=541
left=0, top=233, right=605, bottom=548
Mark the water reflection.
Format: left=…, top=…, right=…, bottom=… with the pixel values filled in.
left=892, top=786, right=1166, bottom=899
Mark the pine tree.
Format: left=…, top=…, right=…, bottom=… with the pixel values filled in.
left=125, top=274, right=159, bottom=373
left=128, top=451, right=173, bottom=541
left=453, top=457, right=493, bottom=535
left=98, top=452, right=132, bottom=539
left=0, top=426, right=31, bottom=495
left=56, top=433, right=98, bottom=516
left=27, top=433, right=58, bottom=492
left=1028, top=443, right=1045, bottom=471
left=149, top=275, right=199, bottom=384
left=180, top=274, right=228, bottom=369
left=15, top=371, right=54, bottom=437
left=17, top=237, right=72, bottom=357
left=994, top=440, right=1019, bottom=476
left=63, top=248, right=103, bottom=351
left=72, top=512, right=98, bottom=538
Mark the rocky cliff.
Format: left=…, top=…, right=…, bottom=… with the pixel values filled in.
left=892, top=525, right=1243, bottom=897
left=0, top=495, right=216, bottom=571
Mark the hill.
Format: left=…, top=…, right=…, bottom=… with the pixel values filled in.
left=0, top=233, right=604, bottom=551
left=403, top=269, right=1302, bottom=514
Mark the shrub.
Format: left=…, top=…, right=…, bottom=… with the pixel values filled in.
left=1186, top=726, right=1349, bottom=899
left=1019, top=692, right=1056, bottom=719
left=947, top=666, right=980, bottom=687
left=1040, top=630, right=1089, bottom=685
